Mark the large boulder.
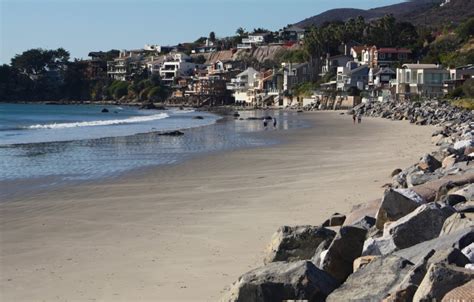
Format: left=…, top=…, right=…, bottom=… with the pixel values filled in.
left=413, top=263, right=474, bottom=302
left=321, top=226, right=367, bottom=283
left=221, top=261, right=339, bottom=302
left=462, top=243, right=474, bottom=262
left=343, top=199, right=380, bottom=226
left=362, top=236, right=397, bottom=256
left=326, top=255, right=414, bottom=302
left=439, top=212, right=474, bottom=236
left=418, top=153, right=441, bottom=172
left=375, top=189, right=424, bottom=230
left=264, top=225, right=336, bottom=264
left=394, top=227, right=474, bottom=266
left=442, top=280, right=474, bottom=302
left=385, top=203, right=454, bottom=250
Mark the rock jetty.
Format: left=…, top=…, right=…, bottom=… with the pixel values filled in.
left=221, top=100, right=473, bottom=302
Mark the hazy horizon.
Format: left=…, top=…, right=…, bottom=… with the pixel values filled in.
left=1, top=0, right=403, bottom=64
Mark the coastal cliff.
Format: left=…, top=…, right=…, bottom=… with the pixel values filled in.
left=221, top=100, right=474, bottom=301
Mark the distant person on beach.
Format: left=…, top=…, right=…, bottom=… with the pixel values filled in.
left=357, top=114, right=362, bottom=124
left=352, top=113, right=356, bottom=124
left=273, top=117, right=277, bottom=128
left=263, top=119, right=268, bottom=129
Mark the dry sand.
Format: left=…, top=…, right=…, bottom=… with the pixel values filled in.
left=0, top=112, right=436, bottom=301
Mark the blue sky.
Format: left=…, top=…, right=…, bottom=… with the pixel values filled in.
left=0, top=0, right=403, bottom=64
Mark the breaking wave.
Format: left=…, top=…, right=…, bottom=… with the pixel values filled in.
left=27, top=113, right=170, bottom=129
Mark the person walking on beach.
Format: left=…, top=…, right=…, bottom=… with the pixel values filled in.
left=273, top=117, right=277, bottom=128
left=352, top=113, right=356, bottom=124
left=357, top=113, right=362, bottom=124
left=263, top=119, right=268, bottom=129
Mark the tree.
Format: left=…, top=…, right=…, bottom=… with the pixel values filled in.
left=236, top=27, right=246, bottom=37
left=209, top=31, right=216, bottom=42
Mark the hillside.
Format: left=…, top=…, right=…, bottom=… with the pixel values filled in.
left=294, top=0, right=473, bottom=28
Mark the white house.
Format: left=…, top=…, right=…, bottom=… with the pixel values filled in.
left=237, top=33, right=270, bottom=49
left=394, top=64, right=450, bottom=99
left=159, top=53, right=196, bottom=85
left=226, top=67, right=259, bottom=104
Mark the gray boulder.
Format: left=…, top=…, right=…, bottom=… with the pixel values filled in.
left=427, top=247, right=470, bottom=268
left=395, top=227, right=474, bottom=264
left=376, top=189, right=424, bottom=230
left=350, top=215, right=376, bottom=230
left=343, top=199, right=380, bottom=226
left=321, top=226, right=367, bottom=282
left=362, top=236, right=397, bottom=256
left=413, top=263, right=474, bottom=302
left=418, top=153, right=441, bottom=172
left=385, top=203, right=454, bottom=250
left=439, top=212, right=474, bottom=236
left=264, top=225, right=336, bottom=264
left=221, top=261, right=339, bottom=302
left=326, top=255, right=414, bottom=302
left=406, top=170, right=439, bottom=187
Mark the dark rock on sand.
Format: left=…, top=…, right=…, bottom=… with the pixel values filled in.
left=385, top=203, right=454, bottom=250
left=264, top=225, right=336, bottom=264
left=101, top=108, right=109, bottom=113
left=158, top=131, right=184, bottom=136
left=221, top=261, right=339, bottom=302
left=321, top=226, right=367, bottom=282
left=326, top=255, right=414, bottom=302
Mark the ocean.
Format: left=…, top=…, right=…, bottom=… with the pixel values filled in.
left=0, top=103, right=306, bottom=200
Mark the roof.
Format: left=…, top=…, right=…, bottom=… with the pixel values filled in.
left=402, top=64, right=440, bottom=69
left=347, top=64, right=369, bottom=75
left=328, top=54, right=352, bottom=60
left=378, top=48, right=411, bottom=54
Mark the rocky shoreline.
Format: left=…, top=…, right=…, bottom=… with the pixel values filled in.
left=220, top=100, right=474, bottom=302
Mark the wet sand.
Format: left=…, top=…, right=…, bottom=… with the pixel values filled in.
left=0, top=112, right=436, bottom=301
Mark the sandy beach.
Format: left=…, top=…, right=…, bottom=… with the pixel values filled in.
left=0, top=112, right=436, bottom=301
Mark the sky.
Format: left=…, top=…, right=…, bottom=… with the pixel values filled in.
left=0, top=0, right=404, bottom=64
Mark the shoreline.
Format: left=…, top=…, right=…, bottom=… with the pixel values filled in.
left=0, top=112, right=437, bottom=301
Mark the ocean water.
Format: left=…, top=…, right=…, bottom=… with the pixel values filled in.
left=0, top=103, right=306, bottom=200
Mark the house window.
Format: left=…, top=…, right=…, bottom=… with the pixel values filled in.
left=406, top=71, right=411, bottom=83
left=379, top=53, right=385, bottom=60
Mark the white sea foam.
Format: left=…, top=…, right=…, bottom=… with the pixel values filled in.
left=27, top=113, right=170, bottom=129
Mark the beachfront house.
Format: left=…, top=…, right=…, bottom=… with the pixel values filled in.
left=394, top=64, right=450, bottom=100
left=107, top=50, right=145, bottom=81
left=159, top=53, right=196, bottom=85
left=444, top=64, right=474, bottom=94
left=351, top=46, right=411, bottom=67
left=226, top=67, right=259, bottom=105
left=320, top=54, right=353, bottom=77
left=336, top=62, right=369, bottom=91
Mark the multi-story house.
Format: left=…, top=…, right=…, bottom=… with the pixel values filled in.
left=444, top=64, right=474, bottom=94
left=282, top=62, right=312, bottom=92
left=159, top=53, right=196, bottom=85
left=279, top=25, right=306, bottom=42
left=336, top=62, right=369, bottom=91
left=237, top=33, right=271, bottom=49
left=351, top=46, right=411, bottom=67
left=320, top=54, right=353, bottom=77
left=394, top=64, right=450, bottom=99
left=107, top=50, right=144, bottom=81
left=226, top=67, right=260, bottom=105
